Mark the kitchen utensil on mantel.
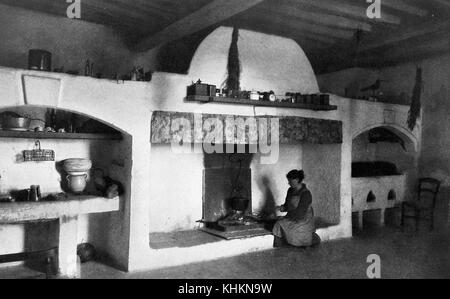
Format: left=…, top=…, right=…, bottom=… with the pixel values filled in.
left=23, top=140, right=55, bottom=162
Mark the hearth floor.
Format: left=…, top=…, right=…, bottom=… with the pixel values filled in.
left=149, top=228, right=272, bottom=249
left=149, top=229, right=223, bottom=249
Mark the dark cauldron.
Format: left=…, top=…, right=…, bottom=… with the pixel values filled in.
left=230, top=197, right=249, bottom=212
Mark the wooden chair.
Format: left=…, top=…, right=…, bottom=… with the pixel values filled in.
left=0, top=247, right=58, bottom=279
left=401, top=178, right=441, bottom=231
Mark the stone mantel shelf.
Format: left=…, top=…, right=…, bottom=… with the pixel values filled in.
left=186, top=95, right=338, bottom=111
left=0, top=130, right=122, bottom=140
left=0, top=195, right=120, bottom=224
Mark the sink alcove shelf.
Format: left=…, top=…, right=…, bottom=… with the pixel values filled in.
left=186, top=95, right=338, bottom=111
left=0, top=195, right=120, bottom=223
left=0, top=130, right=122, bottom=140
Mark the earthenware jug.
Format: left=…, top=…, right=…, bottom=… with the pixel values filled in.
left=67, top=174, right=88, bottom=193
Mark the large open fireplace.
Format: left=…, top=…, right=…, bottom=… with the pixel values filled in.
left=149, top=110, right=344, bottom=242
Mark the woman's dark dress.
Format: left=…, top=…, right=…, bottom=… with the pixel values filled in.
left=272, top=184, right=316, bottom=246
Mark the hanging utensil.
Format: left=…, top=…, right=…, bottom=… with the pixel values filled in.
left=23, top=140, right=55, bottom=162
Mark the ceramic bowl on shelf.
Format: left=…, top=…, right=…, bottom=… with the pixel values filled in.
left=1, top=114, right=31, bottom=130
left=63, top=158, right=92, bottom=173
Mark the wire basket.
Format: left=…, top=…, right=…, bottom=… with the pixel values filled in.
left=23, top=140, right=55, bottom=162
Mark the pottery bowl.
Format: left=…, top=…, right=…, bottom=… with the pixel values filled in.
left=63, top=158, right=92, bottom=173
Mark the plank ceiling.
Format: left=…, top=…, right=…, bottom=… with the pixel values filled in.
left=1, top=0, right=449, bottom=74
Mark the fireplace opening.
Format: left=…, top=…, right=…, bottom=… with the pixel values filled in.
left=201, top=144, right=270, bottom=239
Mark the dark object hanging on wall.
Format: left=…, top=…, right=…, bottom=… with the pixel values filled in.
left=407, top=67, right=423, bottom=130
left=28, top=49, right=52, bottom=71
left=223, top=27, right=241, bottom=97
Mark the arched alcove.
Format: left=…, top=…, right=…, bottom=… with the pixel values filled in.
left=352, top=124, right=418, bottom=152
left=0, top=105, right=132, bottom=267
left=351, top=125, right=416, bottom=231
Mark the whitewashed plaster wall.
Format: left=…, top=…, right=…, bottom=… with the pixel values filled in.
left=317, top=67, right=380, bottom=98
left=0, top=138, right=117, bottom=193
left=250, top=145, right=303, bottom=216
left=0, top=3, right=133, bottom=78
left=148, top=144, right=204, bottom=233
left=302, top=143, right=342, bottom=225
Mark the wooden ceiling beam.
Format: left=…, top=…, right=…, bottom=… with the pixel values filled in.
left=243, top=10, right=356, bottom=40
left=255, top=4, right=372, bottom=32
left=298, top=0, right=402, bottom=24
left=223, top=16, right=337, bottom=49
left=130, top=0, right=178, bottom=17
left=106, top=0, right=174, bottom=20
left=430, top=0, right=450, bottom=8
left=294, top=32, right=340, bottom=45
left=82, top=0, right=152, bottom=22
left=133, top=0, right=264, bottom=52
left=359, top=20, right=450, bottom=51
left=0, top=0, right=151, bottom=31
left=312, top=26, right=450, bottom=73
left=381, top=0, right=428, bottom=17
left=360, top=34, right=450, bottom=67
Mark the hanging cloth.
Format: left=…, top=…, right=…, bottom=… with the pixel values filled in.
left=407, top=67, right=423, bottom=130
left=224, top=27, right=241, bottom=96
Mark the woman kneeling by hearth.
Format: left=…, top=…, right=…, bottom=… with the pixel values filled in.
left=273, top=169, right=321, bottom=248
